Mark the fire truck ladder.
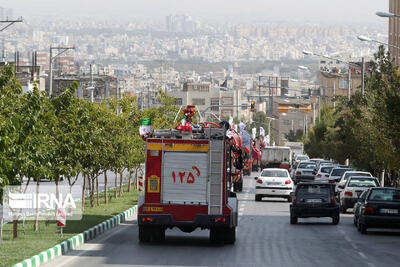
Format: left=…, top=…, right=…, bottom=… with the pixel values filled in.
left=208, top=128, right=224, bottom=215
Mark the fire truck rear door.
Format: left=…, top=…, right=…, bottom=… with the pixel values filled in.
left=162, top=151, right=208, bottom=205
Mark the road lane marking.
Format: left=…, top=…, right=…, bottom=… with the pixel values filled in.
left=359, top=252, right=367, bottom=259
left=49, top=221, right=135, bottom=267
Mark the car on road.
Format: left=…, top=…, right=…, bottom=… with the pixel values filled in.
left=337, top=176, right=380, bottom=213
left=255, top=168, right=293, bottom=202
left=290, top=182, right=340, bottom=225
left=309, top=158, right=325, bottom=166
left=317, top=161, right=335, bottom=168
left=353, top=190, right=368, bottom=226
left=293, top=154, right=309, bottom=168
left=356, top=187, right=400, bottom=234
left=314, top=165, right=334, bottom=181
left=336, top=171, right=372, bottom=194
left=328, top=167, right=354, bottom=183
left=293, top=161, right=318, bottom=183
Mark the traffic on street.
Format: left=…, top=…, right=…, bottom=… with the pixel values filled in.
left=43, top=171, right=400, bottom=267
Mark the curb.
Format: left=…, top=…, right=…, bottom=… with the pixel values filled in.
left=12, top=205, right=138, bottom=267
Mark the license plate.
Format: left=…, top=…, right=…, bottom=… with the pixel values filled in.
left=267, top=182, right=281, bottom=185
left=306, top=199, right=322, bottom=203
left=380, top=209, right=398, bottom=214
left=304, top=171, right=312, bottom=174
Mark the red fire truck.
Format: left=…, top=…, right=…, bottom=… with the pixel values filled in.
left=138, top=106, right=238, bottom=244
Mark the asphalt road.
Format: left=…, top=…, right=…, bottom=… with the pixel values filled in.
left=44, top=172, right=400, bottom=267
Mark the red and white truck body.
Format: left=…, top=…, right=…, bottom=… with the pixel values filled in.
left=138, top=120, right=238, bottom=244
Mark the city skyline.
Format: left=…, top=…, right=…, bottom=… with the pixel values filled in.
left=1, top=0, right=389, bottom=25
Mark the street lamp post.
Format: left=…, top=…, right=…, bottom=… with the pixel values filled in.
left=376, top=11, right=400, bottom=18
left=49, top=46, right=75, bottom=96
left=303, top=50, right=357, bottom=101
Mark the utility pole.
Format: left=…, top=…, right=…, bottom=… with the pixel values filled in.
left=361, top=57, right=365, bottom=97
left=49, top=45, right=75, bottom=96
left=236, top=86, right=239, bottom=119
left=147, top=86, right=150, bottom=108
left=313, top=103, right=316, bottom=126
left=90, top=64, right=94, bottom=103
left=0, top=17, right=23, bottom=32
left=347, top=63, right=351, bottom=100
left=333, top=79, right=336, bottom=109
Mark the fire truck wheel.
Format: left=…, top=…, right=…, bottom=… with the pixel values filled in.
left=153, top=227, right=165, bottom=242
left=209, top=228, right=224, bottom=244
left=233, top=183, right=238, bottom=192
left=224, top=227, right=236, bottom=244
left=138, top=226, right=151, bottom=243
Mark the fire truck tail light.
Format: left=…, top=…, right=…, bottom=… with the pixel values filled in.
left=214, top=217, right=227, bottom=223
left=141, top=217, right=155, bottom=223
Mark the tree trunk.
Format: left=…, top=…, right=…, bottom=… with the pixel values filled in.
left=96, top=173, right=100, bottom=206
left=134, top=167, right=138, bottom=190
left=90, top=174, right=94, bottom=208
left=54, top=178, right=60, bottom=226
left=33, top=179, right=40, bottom=232
left=114, top=171, right=118, bottom=198
left=119, top=171, right=123, bottom=197
left=13, top=216, right=18, bottom=239
left=104, top=170, right=108, bottom=204
left=127, top=169, right=132, bottom=192
left=81, top=174, right=86, bottom=211
left=0, top=203, right=4, bottom=242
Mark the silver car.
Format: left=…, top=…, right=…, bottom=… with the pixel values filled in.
left=294, top=161, right=317, bottom=183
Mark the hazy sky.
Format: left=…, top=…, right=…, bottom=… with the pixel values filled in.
left=1, top=0, right=389, bottom=24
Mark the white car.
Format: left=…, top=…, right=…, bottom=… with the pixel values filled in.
left=336, top=171, right=372, bottom=194
left=255, top=168, right=293, bottom=202
left=338, top=176, right=380, bottom=213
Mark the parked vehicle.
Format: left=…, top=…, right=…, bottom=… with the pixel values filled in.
left=293, top=161, right=317, bottom=183
left=260, top=146, right=292, bottom=169
left=138, top=106, right=238, bottom=244
left=255, top=168, right=293, bottom=202
left=309, top=158, right=325, bottom=166
left=290, top=182, right=340, bottom=225
left=314, top=165, right=334, bottom=181
left=356, top=187, right=400, bottom=234
left=338, top=176, right=380, bottom=213
left=353, top=190, right=368, bottom=226
left=328, top=167, right=354, bottom=183
left=293, top=154, right=309, bottom=168
left=317, top=160, right=335, bottom=168
left=336, top=171, right=372, bottom=194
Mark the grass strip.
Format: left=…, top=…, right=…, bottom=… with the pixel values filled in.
left=0, top=185, right=139, bottom=267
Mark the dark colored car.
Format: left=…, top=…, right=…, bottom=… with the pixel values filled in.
left=290, top=182, right=340, bottom=225
left=356, top=187, right=400, bottom=234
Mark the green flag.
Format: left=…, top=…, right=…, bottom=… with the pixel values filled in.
left=139, top=118, right=151, bottom=136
